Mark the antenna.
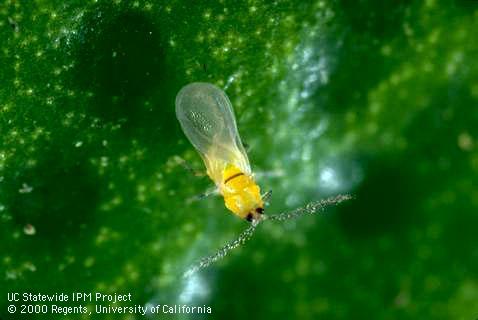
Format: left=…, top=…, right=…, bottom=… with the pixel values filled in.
left=183, top=194, right=352, bottom=278
left=183, top=223, right=258, bottom=278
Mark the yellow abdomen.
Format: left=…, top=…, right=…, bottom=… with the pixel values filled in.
left=220, top=164, right=263, bottom=221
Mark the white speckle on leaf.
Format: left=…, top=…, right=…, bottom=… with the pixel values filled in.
left=23, top=224, right=36, bottom=235
left=19, top=183, right=33, bottom=194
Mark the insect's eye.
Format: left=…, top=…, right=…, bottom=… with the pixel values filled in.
left=246, top=213, right=253, bottom=222
left=256, top=207, right=264, bottom=214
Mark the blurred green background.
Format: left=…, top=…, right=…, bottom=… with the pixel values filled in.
left=1, top=0, right=477, bottom=319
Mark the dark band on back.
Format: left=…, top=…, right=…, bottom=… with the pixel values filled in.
left=224, top=172, right=245, bottom=184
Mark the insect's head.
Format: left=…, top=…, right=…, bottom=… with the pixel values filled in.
left=245, top=206, right=264, bottom=223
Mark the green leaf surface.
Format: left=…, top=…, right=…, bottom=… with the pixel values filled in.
left=1, top=0, right=477, bottom=319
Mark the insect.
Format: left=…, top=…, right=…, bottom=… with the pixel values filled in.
left=175, top=82, right=264, bottom=223
left=175, top=82, right=352, bottom=277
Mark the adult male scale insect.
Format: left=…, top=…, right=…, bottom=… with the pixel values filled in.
left=175, top=82, right=352, bottom=277
left=175, top=82, right=264, bottom=222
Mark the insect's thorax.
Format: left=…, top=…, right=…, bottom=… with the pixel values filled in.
left=220, top=164, right=263, bottom=220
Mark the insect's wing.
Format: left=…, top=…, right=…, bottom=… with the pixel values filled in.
left=175, top=83, right=251, bottom=184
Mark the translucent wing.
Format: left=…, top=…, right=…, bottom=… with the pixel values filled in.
left=175, top=82, right=251, bottom=184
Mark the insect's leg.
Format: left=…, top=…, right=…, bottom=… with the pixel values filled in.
left=186, top=186, right=219, bottom=204
left=172, top=155, right=206, bottom=178
left=223, top=67, right=243, bottom=91
left=261, top=190, right=272, bottom=205
left=254, top=168, right=285, bottom=179
left=242, top=141, right=252, bottom=153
